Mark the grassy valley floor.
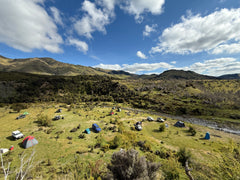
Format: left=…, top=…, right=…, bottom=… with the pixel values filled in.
left=0, top=102, right=240, bottom=179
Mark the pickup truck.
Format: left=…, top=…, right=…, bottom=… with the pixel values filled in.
left=12, top=130, right=24, bottom=140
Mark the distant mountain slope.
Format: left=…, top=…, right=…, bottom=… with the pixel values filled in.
left=1, top=55, right=234, bottom=80
left=219, top=74, right=240, bottom=79
left=151, top=70, right=217, bottom=80
left=0, top=56, right=108, bottom=76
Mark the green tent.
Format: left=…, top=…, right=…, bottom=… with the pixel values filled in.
left=23, top=112, right=29, bottom=115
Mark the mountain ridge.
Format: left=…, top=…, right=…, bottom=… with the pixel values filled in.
left=0, top=55, right=239, bottom=80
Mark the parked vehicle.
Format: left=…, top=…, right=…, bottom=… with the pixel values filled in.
left=12, top=130, right=24, bottom=140
left=147, top=116, right=154, bottom=121
left=157, top=117, right=165, bottom=122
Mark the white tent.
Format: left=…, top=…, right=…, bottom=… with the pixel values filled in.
left=0, top=148, right=9, bottom=154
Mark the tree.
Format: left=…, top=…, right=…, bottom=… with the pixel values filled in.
left=0, top=153, right=11, bottom=180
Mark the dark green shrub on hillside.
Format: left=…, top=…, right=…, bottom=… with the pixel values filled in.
left=109, top=136, right=122, bottom=149
left=159, top=124, right=165, bottom=132
left=188, top=126, right=197, bottom=136
left=10, top=103, right=28, bottom=112
left=176, top=147, right=192, bottom=166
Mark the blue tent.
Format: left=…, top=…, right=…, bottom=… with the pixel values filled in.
left=92, top=124, right=101, bottom=133
left=85, top=128, right=90, bottom=134
left=204, top=132, right=210, bottom=140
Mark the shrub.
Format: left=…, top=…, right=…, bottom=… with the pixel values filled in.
left=79, top=134, right=85, bottom=139
left=162, top=158, right=180, bottom=180
left=10, top=103, right=28, bottom=112
left=176, top=147, right=192, bottom=166
left=109, top=136, right=122, bottom=149
left=107, top=149, right=160, bottom=180
left=37, top=114, right=51, bottom=127
left=159, top=124, right=165, bottom=132
left=188, top=126, right=197, bottom=136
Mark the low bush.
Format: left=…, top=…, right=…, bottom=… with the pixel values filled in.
left=188, top=126, right=197, bottom=136
left=37, top=114, right=51, bottom=127
left=159, top=124, right=165, bottom=132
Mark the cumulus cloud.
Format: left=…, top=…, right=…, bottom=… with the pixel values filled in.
left=212, top=43, right=240, bottom=54
left=67, top=38, right=88, bottom=53
left=143, top=24, right=157, bottom=37
left=150, top=8, right=240, bottom=55
left=50, top=6, right=64, bottom=26
left=0, top=0, right=63, bottom=53
left=121, top=0, right=165, bottom=22
left=136, top=51, right=147, bottom=59
left=178, top=58, right=240, bottom=76
left=171, top=61, right=176, bottom=64
left=74, top=0, right=115, bottom=39
left=94, top=63, right=122, bottom=70
left=94, top=62, right=172, bottom=73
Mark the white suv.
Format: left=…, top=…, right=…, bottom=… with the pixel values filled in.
left=12, top=130, right=24, bottom=140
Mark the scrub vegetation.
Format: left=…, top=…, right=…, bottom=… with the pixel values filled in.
left=0, top=71, right=240, bottom=179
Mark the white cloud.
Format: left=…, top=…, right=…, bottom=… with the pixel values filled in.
left=74, top=0, right=115, bottom=39
left=50, top=7, right=64, bottom=26
left=177, top=58, right=240, bottom=76
left=0, top=0, right=63, bottom=53
left=150, top=8, right=240, bottom=55
left=212, top=43, right=240, bottom=54
left=136, top=51, right=147, bottom=59
left=94, top=63, right=122, bottom=70
left=94, top=62, right=172, bottom=73
left=67, top=38, right=88, bottom=53
left=143, top=24, right=157, bottom=37
left=171, top=61, right=176, bottom=64
left=121, top=0, right=165, bottom=22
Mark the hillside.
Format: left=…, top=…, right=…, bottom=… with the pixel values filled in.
left=0, top=56, right=109, bottom=76
left=219, top=73, right=240, bottom=79
left=0, top=55, right=225, bottom=80
left=151, top=70, right=217, bottom=80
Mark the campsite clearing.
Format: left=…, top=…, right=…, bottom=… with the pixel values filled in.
left=0, top=102, right=239, bottom=179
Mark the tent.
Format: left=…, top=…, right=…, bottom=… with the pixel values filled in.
left=92, top=124, right=101, bottom=133
left=204, top=132, right=210, bottom=140
left=22, top=136, right=38, bottom=149
left=0, top=148, right=9, bottom=154
left=110, top=111, right=114, bottom=115
left=56, top=109, right=62, bottom=113
left=23, top=112, right=29, bottom=115
left=135, top=124, right=142, bottom=131
left=174, top=121, right=185, bottom=127
left=85, top=128, right=90, bottom=134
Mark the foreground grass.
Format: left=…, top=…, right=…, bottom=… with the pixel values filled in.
left=0, top=102, right=240, bottom=179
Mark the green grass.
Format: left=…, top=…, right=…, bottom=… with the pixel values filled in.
left=0, top=103, right=240, bottom=179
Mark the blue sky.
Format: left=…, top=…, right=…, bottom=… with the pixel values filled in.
left=0, top=0, right=240, bottom=76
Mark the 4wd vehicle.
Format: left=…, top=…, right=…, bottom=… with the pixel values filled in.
left=12, top=130, right=24, bottom=140
left=147, top=116, right=154, bottom=121
left=157, top=117, right=165, bottom=122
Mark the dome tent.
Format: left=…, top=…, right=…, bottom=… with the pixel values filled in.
left=22, top=136, right=38, bottom=149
